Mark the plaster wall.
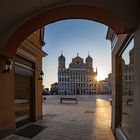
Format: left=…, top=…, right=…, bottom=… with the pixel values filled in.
left=34, top=57, right=43, bottom=120
left=0, top=56, right=15, bottom=138
left=0, top=29, right=45, bottom=137
left=18, top=30, right=44, bottom=121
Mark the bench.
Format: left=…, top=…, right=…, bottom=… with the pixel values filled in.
left=60, top=97, right=77, bottom=104
left=126, top=98, right=133, bottom=105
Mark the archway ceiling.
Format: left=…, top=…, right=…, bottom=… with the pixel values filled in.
left=0, top=0, right=137, bottom=57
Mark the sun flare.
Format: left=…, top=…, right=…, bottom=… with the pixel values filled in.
left=96, top=73, right=106, bottom=81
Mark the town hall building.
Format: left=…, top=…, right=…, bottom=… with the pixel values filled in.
left=58, top=53, right=97, bottom=95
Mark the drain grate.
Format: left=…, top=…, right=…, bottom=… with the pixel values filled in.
left=85, top=110, right=94, bottom=114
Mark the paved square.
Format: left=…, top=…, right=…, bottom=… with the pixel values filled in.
left=4, top=95, right=115, bottom=140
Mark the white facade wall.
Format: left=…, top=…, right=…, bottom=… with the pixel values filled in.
left=58, top=55, right=97, bottom=94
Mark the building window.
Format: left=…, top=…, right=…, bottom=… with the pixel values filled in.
left=120, top=37, right=134, bottom=139
left=125, top=75, right=127, bottom=80
left=59, top=78, right=61, bottom=82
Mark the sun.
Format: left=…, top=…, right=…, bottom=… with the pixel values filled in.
left=95, top=74, right=106, bottom=81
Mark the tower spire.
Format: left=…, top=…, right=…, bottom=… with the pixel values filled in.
left=88, top=51, right=90, bottom=56
left=77, top=53, right=79, bottom=56
left=61, top=51, right=63, bottom=55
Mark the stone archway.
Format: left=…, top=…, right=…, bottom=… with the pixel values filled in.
left=2, top=3, right=136, bottom=58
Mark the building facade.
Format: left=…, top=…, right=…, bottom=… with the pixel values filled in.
left=97, top=77, right=112, bottom=94
left=50, top=82, right=58, bottom=95
left=0, top=28, right=47, bottom=138
left=14, top=28, right=47, bottom=128
left=106, top=28, right=135, bottom=140
left=58, top=53, right=97, bottom=95
left=122, top=48, right=134, bottom=96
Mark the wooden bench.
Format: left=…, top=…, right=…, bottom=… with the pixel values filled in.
left=60, top=97, right=77, bottom=104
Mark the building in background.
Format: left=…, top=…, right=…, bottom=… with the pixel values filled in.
left=42, top=87, right=50, bottom=95
left=108, top=73, right=112, bottom=93
left=50, top=82, right=58, bottom=95
left=58, top=53, right=97, bottom=95
left=122, top=48, right=134, bottom=96
left=97, top=77, right=111, bottom=94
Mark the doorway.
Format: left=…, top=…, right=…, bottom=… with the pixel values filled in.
left=14, top=56, right=35, bottom=127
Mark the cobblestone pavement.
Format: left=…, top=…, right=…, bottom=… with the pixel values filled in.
left=4, top=95, right=115, bottom=140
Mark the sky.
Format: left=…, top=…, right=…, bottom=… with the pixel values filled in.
left=42, top=19, right=111, bottom=89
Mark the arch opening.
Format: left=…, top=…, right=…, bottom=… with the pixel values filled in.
left=3, top=4, right=130, bottom=58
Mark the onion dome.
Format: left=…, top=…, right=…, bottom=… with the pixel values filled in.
left=58, top=54, right=65, bottom=61
left=86, top=55, right=93, bottom=61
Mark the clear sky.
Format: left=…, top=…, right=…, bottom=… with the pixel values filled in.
left=42, top=19, right=111, bottom=89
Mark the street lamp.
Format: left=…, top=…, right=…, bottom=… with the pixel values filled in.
left=3, top=59, right=13, bottom=73
left=38, top=70, right=44, bottom=80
